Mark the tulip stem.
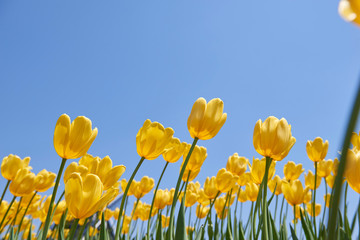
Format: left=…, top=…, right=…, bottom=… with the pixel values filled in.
left=168, top=137, right=198, bottom=240
left=293, top=205, right=297, bottom=235
left=274, top=195, right=278, bottom=222
left=17, top=191, right=37, bottom=235
left=115, top=156, right=145, bottom=240
left=279, top=195, right=285, bottom=226
left=202, top=191, right=220, bottom=227
left=147, top=161, right=169, bottom=240
left=321, top=180, right=328, bottom=228
left=68, top=218, right=80, bottom=239
left=0, top=180, right=10, bottom=209
left=328, top=77, right=360, bottom=239
left=56, top=190, right=65, bottom=205
left=127, top=198, right=141, bottom=240
left=41, top=157, right=67, bottom=240
left=10, top=196, right=22, bottom=227
left=313, top=161, right=318, bottom=239
left=261, top=156, right=272, bottom=240
left=77, top=218, right=88, bottom=240
left=0, top=195, right=16, bottom=231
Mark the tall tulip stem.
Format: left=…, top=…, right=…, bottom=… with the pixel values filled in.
left=18, top=191, right=37, bottom=234
left=0, top=180, right=10, bottom=208
left=313, top=161, right=318, bottom=238
left=115, top=156, right=145, bottom=240
left=41, top=157, right=67, bottom=240
left=168, top=137, right=198, bottom=239
left=146, top=161, right=169, bottom=240
left=262, top=156, right=272, bottom=240
left=0, top=195, right=16, bottom=231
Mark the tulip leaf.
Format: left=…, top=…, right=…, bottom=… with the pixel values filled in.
left=233, top=215, right=238, bottom=240
left=214, top=216, right=219, bottom=240
left=156, top=213, right=163, bottom=240
left=195, top=225, right=204, bottom=240
left=27, top=222, right=32, bottom=240
left=267, top=183, right=277, bottom=206
left=289, top=225, right=299, bottom=240
left=9, top=227, right=14, bottom=240
left=207, top=214, right=213, bottom=240
left=174, top=199, right=187, bottom=240
left=268, top=211, right=278, bottom=240
left=299, top=209, right=314, bottom=240
left=100, top=212, right=107, bottom=240
left=238, top=221, right=245, bottom=240
left=58, top=209, right=67, bottom=240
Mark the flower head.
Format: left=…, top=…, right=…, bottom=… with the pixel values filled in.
left=1, top=154, right=31, bottom=181
left=283, top=161, right=304, bottom=181
left=306, top=137, right=329, bottom=162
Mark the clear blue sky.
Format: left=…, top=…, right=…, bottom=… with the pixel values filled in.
left=1, top=0, right=360, bottom=228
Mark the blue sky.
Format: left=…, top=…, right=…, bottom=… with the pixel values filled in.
left=1, top=0, right=360, bottom=229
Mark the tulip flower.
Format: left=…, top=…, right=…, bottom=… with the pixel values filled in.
left=226, top=153, right=248, bottom=177
left=317, top=159, right=333, bottom=178
left=63, top=162, right=89, bottom=183
left=139, top=176, right=155, bottom=196
left=178, top=190, right=199, bottom=207
left=9, top=169, right=36, bottom=197
left=197, top=189, right=211, bottom=206
left=215, top=168, right=239, bottom=193
left=304, top=170, right=322, bottom=190
left=237, top=188, right=248, bottom=203
left=182, top=145, right=207, bottom=171
left=268, top=175, right=283, bottom=195
left=339, top=0, right=360, bottom=26
left=162, top=138, right=187, bottom=163
left=306, top=137, right=329, bottom=162
left=196, top=204, right=210, bottom=219
left=306, top=203, right=321, bottom=217
left=162, top=215, right=170, bottom=228
left=237, top=172, right=252, bottom=186
left=34, top=169, right=56, bottom=192
left=245, top=182, right=259, bottom=202
left=345, top=149, right=360, bottom=193
left=53, top=114, right=98, bottom=160
left=253, top=116, right=296, bottom=161
left=65, top=172, right=118, bottom=219
left=250, top=157, right=276, bottom=185
left=136, top=119, right=174, bottom=160
left=303, top=190, right=312, bottom=204
left=281, top=179, right=309, bottom=206
left=187, top=97, right=227, bottom=140
left=203, top=176, right=218, bottom=199
left=1, top=154, right=31, bottom=181
left=181, top=167, right=201, bottom=182
left=283, top=161, right=304, bottom=181
left=154, top=189, right=171, bottom=210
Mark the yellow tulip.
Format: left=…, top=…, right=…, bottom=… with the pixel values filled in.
left=182, top=145, right=207, bottom=171
left=306, top=203, right=321, bottom=217
left=237, top=172, right=252, bottom=186
left=9, top=169, right=36, bottom=197
left=197, top=189, right=211, bottom=206
left=226, top=153, right=248, bottom=177
left=303, top=190, right=312, bottom=204
left=304, top=170, right=321, bottom=190
left=283, top=161, right=304, bottom=181
left=178, top=190, right=199, bottom=207
left=53, top=114, right=98, bottom=159
left=203, top=176, right=218, bottom=199
left=20, top=193, right=41, bottom=208
left=104, top=208, right=114, bottom=221
left=187, top=97, right=227, bottom=140
left=196, top=204, right=209, bottom=219
left=1, top=154, right=31, bottom=181
left=306, top=137, right=328, bottom=162
left=65, top=172, right=118, bottom=219
left=154, top=189, right=171, bottom=210
left=281, top=179, right=309, bottom=206
left=63, top=162, right=89, bottom=183
left=332, top=158, right=339, bottom=176
left=237, top=188, right=248, bottom=202
left=325, top=174, right=344, bottom=189
left=268, top=175, right=283, bottom=195
left=136, top=119, right=174, bottom=160
left=345, top=149, right=360, bottom=193
left=245, top=183, right=259, bottom=202
left=324, top=194, right=331, bottom=208
left=294, top=205, right=305, bottom=220
left=215, top=168, right=239, bottom=193
left=253, top=116, right=296, bottom=161
left=79, top=154, right=126, bottom=190
left=131, top=181, right=143, bottom=199
left=181, top=167, right=201, bottom=182
left=34, top=169, right=56, bottom=192
left=250, top=157, right=276, bottom=185
left=162, top=138, right=187, bottom=163
left=139, top=176, right=155, bottom=196
left=162, top=215, right=170, bottom=228
left=120, top=179, right=135, bottom=196
left=317, top=159, right=333, bottom=178
left=339, top=0, right=360, bottom=26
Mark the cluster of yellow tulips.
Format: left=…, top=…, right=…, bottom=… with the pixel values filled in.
left=1, top=95, right=360, bottom=240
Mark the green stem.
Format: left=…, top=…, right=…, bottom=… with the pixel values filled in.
left=279, top=195, right=285, bottom=226
left=147, top=161, right=169, bottom=240
left=0, top=180, right=10, bottom=208
left=127, top=198, right=141, bottom=240
left=203, top=191, right=220, bottom=227
left=262, top=156, right=272, bottom=240
left=328, top=78, right=360, bottom=239
left=41, top=157, right=67, bottom=240
left=56, top=190, right=65, bottom=206
left=10, top=196, right=22, bottom=227
left=294, top=204, right=297, bottom=236
left=17, top=191, right=37, bottom=234
left=321, top=179, right=328, bottom=228
left=313, top=161, right=318, bottom=239
left=344, top=183, right=348, bottom=223
left=274, top=195, right=278, bottom=222
left=167, top=137, right=198, bottom=240
left=115, top=156, right=145, bottom=240
left=0, top=195, right=16, bottom=230
left=77, top=218, right=89, bottom=240
left=68, top=218, right=80, bottom=239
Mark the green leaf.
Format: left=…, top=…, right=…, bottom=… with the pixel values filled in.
left=58, top=209, right=68, bottom=240
left=207, top=214, right=213, bottom=240
left=299, top=209, right=314, bottom=240
left=289, top=225, right=298, bottom=240
left=100, top=212, right=107, bottom=240
left=194, top=225, right=204, bottom=240
left=267, top=183, right=277, bottom=206
left=233, top=215, right=238, bottom=240
left=238, top=222, right=245, bottom=240
left=174, top=199, right=187, bottom=240
left=9, top=227, right=14, bottom=240
left=156, top=214, right=163, bottom=240
left=268, top=211, right=279, bottom=240
left=27, top=222, right=33, bottom=240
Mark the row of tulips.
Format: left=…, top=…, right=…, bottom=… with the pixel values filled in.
left=0, top=95, right=359, bottom=240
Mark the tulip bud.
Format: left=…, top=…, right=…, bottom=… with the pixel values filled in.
left=283, top=161, right=304, bottom=181
left=226, top=153, right=248, bottom=177
left=306, top=137, right=329, bottom=162
left=1, top=154, right=31, bottom=181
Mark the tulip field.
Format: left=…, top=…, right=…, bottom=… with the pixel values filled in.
left=1, top=1, right=360, bottom=240
left=1, top=92, right=360, bottom=240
